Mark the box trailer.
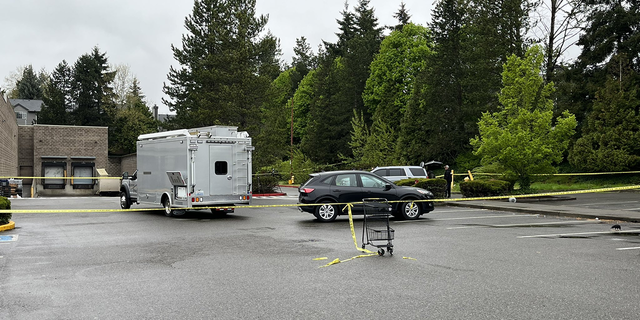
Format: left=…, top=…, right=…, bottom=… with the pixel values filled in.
left=119, top=126, right=254, bottom=216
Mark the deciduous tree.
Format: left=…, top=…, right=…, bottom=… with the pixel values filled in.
left=471, top=46, right=577, bottom=190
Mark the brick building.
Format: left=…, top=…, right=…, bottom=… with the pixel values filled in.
left=18, top=125, right=108, bottom=197
left=0, top=95, right=19, bottom=177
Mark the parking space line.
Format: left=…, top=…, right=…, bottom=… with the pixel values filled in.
left=447, top=220, right=595, bottom=230
left=616, top=246, right=640, bottom=251
left=518, top=229, right=640, bottom=238
left=436, top=209, right=487, bottom=213
left=577, top=201, right=639, bottom=206
left=432, top=215, right=529, bottom=221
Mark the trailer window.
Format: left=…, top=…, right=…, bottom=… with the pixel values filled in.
left=214, top=161, right=228, bottom=175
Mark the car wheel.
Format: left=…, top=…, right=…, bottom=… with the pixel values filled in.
left=119, top=191, right=130, bottom=209
left=399, top=201, right=422, bottom=220
left=314, top=201, right=338, bottom=222
left=163, top=198, right=174, bottom=217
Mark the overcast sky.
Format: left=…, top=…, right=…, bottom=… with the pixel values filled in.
left=0, top=0, right=433, bottom=114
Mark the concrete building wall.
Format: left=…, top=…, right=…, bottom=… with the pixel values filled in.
left=0, top=96, right=18, bottom=177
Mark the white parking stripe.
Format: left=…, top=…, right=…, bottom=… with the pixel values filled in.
left=518, top=229, right=640, bottom=238
left=432, top=215, right=528, bottom=221
left=616, top=247, right=640, bottom=251
left=436, top=209, right=487, bottom=213
left=578, top=201, right=639, bottom=206
left=447, top=220, right=595, bottom=230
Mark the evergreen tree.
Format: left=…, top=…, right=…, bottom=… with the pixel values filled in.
left=569, top=64, right=640, bottom=171
left=109, top=80, right=157, bottom=154
left=254, top=69, right=296, bottom=169
left=163, top=0, right=281, bottom=134
left=361, top=23, right=432, bottom=164
left=71, top=47, right=116, bottom=126
left=567, top=0, right=640, bottom=135
left=290, top=36, right=316, bottom=91
left=40, top=61, right=73, bottom=125
left=390, top=1, right=412, bottom=31
left=302, top=56, right=352, bottom=164
left=16, top=65, right=43, bottom=99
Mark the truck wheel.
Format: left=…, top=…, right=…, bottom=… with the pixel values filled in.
left=120, top=191, right=130, bottom=209
left=163, top=198, right=174, bottom=217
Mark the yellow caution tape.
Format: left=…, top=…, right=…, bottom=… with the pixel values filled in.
left=2, top=185, right=640, bottom=214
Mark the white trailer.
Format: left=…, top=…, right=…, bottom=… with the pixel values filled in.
left=119, top=126, right=254, bottom=216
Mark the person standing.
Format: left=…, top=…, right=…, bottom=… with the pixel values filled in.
left=444, top=165, right=452, bottom=198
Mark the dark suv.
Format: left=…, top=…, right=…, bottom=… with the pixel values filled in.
left=298, top=170, right=434, bottom=222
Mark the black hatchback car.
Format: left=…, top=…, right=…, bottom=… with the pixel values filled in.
left=298, top=170, right=434, bottom=222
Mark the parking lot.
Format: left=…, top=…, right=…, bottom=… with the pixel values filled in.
left=1, top=193, right=640, bottom=319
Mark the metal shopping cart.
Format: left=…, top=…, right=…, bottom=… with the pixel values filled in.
left=361, top=198, right=394, bottom=256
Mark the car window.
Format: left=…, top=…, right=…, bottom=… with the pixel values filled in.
left=318, top=176, right=333, bottom=185
left=388, top=168, right=404, bottom=176
left=409, top=168, right=426, bottom=176
left=372, top=169, right=387, bottom=176
left=361, top=174, right=386, bottom=188
left=333, top=174, right=357, bottom=187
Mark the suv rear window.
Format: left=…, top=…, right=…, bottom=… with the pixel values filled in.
left=372, top=169, right=387, bottom=176
left=409, top=168, right=426, bottom=176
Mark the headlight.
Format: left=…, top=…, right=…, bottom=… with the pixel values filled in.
left=416, top=189, right=434, bottom=197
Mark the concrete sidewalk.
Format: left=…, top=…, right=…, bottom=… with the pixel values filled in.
left=444, top=191, right=640, bottom=223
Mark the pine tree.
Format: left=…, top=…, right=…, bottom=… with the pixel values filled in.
left=163, top=0, right=281, bottom=133
left=390, top=1, right=412, bottom=31
left=569, top=61, right=640, bottom=171
left=71, top=47, right=115, bottom=126
left=40, top=61, right=73, bottom=125
left=109, top=80, right=157, bottom=154
left=16, top=65, right=43, bottom=99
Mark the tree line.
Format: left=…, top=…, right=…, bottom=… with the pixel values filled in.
left=4, top=0, right=640, bottom=186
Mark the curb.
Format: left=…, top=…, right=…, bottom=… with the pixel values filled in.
left=446, top=201, right=640, bottom=223
left=0, top=220, right=15, bottom=232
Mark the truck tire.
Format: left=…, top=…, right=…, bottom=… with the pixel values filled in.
left=120, top=191, right=130, bottom=209
left=163, top=198, right=174, bottom=217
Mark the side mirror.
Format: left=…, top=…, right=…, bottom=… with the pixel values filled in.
left=384, top=184, right=392, bottom=191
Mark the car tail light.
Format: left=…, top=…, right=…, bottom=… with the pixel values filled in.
left=301, top=188, right=315, bottom=194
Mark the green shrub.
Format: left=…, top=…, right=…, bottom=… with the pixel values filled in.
left=395, top=178, right=417, bottom=186
left=394, top=178, right=448, bottom=198
left=416, top=179, right=448, bottom=198
left=459, top=179, right=510, bottom=197
left=252, top=174, right=281, bottom=194
left=0, top=196, right=11, bottom=225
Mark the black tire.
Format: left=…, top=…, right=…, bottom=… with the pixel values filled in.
left=119, top=191, right=130, bottom=209
left=163, top=198, right=174, bottom=217
left=399, top=200, right=422, bottom=220
left=314, top=201, right=338, bottom=222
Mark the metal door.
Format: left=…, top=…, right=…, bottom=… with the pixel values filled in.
left=209, top=145, right=234, bottom=195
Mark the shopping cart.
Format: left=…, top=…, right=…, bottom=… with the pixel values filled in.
left=361, top=198, right=394, bottom=256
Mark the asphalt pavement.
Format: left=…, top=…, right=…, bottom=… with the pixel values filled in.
left=444, top=190, right=640, bottom=223
left=280, top=185, right=640, bottom=223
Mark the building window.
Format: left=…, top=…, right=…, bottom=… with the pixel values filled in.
left=42, top=162, right=66, bottom=189
left=15, top=111, right=27, bottom=119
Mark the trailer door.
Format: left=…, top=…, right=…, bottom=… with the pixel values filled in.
left=209, top=145, right=234, bottom=195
